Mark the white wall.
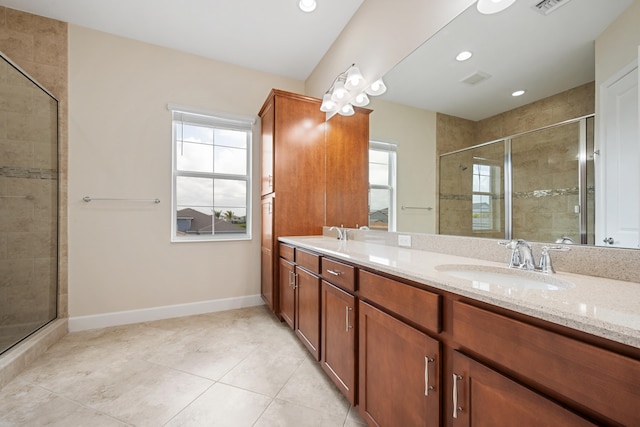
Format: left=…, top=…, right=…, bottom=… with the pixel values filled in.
left=369, top=99, right=437, bottom=233
left=68, top=25, right=303, bottom=321
left=306, top=0, right=475, bottom=98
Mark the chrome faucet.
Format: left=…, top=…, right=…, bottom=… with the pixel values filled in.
left=500, top=239, right=570, bottom=273
left=329, top=225, right=347, bottom=241
left=500, top=239, right=534, bottom=269
left=538, top=246, right=571, bottom=274
left=516, top=240, right=536, bottom=270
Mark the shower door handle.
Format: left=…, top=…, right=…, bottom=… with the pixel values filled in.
left=603, top=237, right=614, bottom=245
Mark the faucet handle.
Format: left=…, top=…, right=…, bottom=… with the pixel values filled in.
left=499, top=240, right=521, bottom=268
left=538, top=246, right=570, bottom=274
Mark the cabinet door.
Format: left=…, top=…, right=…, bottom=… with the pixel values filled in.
left=325, top=109, right=370, bottom=228
left=451, top=351, right=596, bottom=427
left=296, top=267, right=321, bottom=360
left=272, top=93, right=325, bottom=236
left=279, top=258, right=295, bottom=330
left=359, top=301, right=440, bottom=426
left=260, top=98, right=274, bottom=196
left=260, top=195, right=274, bottom=310
left=321, top=281, right=357, bottom=404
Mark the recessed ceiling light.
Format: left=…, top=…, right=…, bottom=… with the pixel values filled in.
left=456, top=51, right=473, bottom=62
left=512, top=90, right=526, bottom=97
left=477, top=0, right=516, bottom=15
left=299, top=0, right=317, bottom=13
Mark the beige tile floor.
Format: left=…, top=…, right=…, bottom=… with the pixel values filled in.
left=0, top=306, right=367, bottom=426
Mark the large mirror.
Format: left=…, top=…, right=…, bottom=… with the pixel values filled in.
left=370, top=0, right=639, bottom=249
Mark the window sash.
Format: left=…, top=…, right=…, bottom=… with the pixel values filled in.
left=170, top=105, right=254, bottom=242
left=369, top=141, right=397, bottom=231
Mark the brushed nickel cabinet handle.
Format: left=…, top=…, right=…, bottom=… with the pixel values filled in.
left=453, top=373, right=463, bottom=419
left=345, top=306, right=353, bottom=332
left=326, top=269, right=342, bottom=276
left=424, top=357, right=434, bottom=396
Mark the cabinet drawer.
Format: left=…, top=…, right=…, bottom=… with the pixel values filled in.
left=296, top=248, right=321, bottom=274
left=321, top=258, right=356, bottom=292
left=358, top=270, right=440, bottom=333
left=452, top=301, right=640, bottom=426
left=279, top=243, right=294, bottom=262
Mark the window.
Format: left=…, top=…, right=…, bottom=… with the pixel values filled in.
left=471, top=163, right=501, bottom=231
left=369, top=141, right=397, bottom=231
left=170, top=106, right=253, bottom=241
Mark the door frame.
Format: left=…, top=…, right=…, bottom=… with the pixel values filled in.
left=596, top=57, right=639, bottom=247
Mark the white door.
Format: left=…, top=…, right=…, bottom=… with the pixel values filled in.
left=598, top=62, right=639, bottom=248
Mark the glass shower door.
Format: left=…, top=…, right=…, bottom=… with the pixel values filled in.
left=510, top=120, right=587, bottom=244
left=0, top=54, right=58, bottom=354
left=439, top=141, right=505, bottom=238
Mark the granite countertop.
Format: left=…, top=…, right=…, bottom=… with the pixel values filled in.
left=279, top=235, right=640, bottom=349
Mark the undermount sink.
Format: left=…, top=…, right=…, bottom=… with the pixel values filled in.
left=436, top=264, right=575, bottom=291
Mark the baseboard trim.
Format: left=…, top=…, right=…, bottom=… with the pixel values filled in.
left=68, top=294, right=264, bottom=332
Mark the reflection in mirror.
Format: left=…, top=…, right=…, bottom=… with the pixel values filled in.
left=439, top=116, right=595, bottom=244
left=373, top=0, right=637, bottom=248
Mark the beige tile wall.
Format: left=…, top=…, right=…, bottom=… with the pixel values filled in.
left=0, top=8, right=68, bottom=323
left=436, top=82, right=595, bottom=241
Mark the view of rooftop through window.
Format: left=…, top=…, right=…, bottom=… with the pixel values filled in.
left=172, top=110, right=252, bottom=240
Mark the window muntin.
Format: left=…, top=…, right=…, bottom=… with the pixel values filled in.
left=369, top=141, right=397, bottom=231
left=171, top=107, right=253, bottom=241
left=472, top=163, right=501, bottom=231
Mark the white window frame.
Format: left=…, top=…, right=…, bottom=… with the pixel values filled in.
left=169, top=104, right=255, bottom=242
left=471, top=163, right=501, bottom=232
left=369, top=141, right=397, bottom=231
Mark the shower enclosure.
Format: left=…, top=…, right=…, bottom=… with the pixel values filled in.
left=0, top=52, right=59, bottom=355
left=439, top=116, right=594, bottom=244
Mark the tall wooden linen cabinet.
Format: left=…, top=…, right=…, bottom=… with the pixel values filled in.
left=259, top=89, right=370, bottom=315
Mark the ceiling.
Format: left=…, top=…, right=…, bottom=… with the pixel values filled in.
left=0, top=0, right=633, bottom=121
left=380, top=0, right=634, bottom=121
left=0, top=0, right=364, bottom=80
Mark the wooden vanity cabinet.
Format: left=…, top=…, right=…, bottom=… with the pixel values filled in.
left=295, top=268, right=321, bottom=359
left=359, top=301, right=441, bottom=427
left=452, top=300, right=640, bottom=426
left=278, top=257, right=295, bottom=330
left=278, top=244, right=322, bottom=360
left=260, top=195, right=275, bottom=310
left=320, top=256, right=359, bottom=405
left=259, top=89, right=370, bottom=316
left=358, top=270, right=442, bottom=426
left=280, top=242, right=640, bottom=426
left=321, top=280, right=357, bottom=404
left=325, top=110, right=370, bottom=228
left=259, top=90, right=325, bottom=315
left=450, top=351, right=596, bottom=427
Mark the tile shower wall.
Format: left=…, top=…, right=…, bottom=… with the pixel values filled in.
left=436, top=82, right=595, bottom=153
left=0, top=56, right=58, bottom=353
left=439, top=142, right=505, bottom=238
left=0, top=7, right=68, bottom=322
left=437, top=82, right=594, bottom=240
left=511, top=121, right=581, bottom=243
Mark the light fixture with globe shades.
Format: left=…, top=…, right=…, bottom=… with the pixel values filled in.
left=320, top=64, right=387, bottom=118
